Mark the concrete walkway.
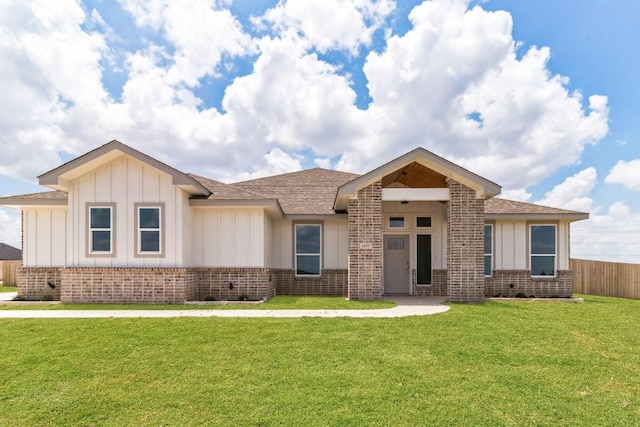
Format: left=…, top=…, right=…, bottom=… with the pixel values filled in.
left=0, top=296, right=449, bottom=318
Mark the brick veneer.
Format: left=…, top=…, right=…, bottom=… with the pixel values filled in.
left=191, top=268, right=275, bottom=301
left=348, top=181, right=383, bottom=300
left=17, top=267, right=61, bottom=300
left=485, top=270, right=573, bottom=297
left=274, top=269, right=348, bottom=296
left=61, top=268, right=188, bottom=303
left=413, top=269, right=447, bottom=296
left=447, top=179, right=485, bottom=303
left=18, top=267, right=277, bottom=303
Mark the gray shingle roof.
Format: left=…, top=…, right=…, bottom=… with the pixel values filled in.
left=188, top=174, right=268, bottom=200
left=0, top=172, right=587, bottom=218
left=0, top=243, right=21, bottom=260
left=232, top=168, right=361, bottom=215
left=485, top=198, right=586, bottom=216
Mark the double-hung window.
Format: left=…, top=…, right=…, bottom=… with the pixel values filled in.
left=295, top=224, right=321, bottom=276
left=530, top=224, right=556, bottom=277
left=88, top=205, right=114, bottom=255
left=484, top=224, right=493, bottom=277
left=136, top=204, right=163, bottom=256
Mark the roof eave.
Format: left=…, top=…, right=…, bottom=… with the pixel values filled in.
left=38, top=140, right=211, bottom=196
left=0, top=198, right=67, bottom=208
left=485, top=213, right=590, bottom=221
left=189, top=198, right=284, bottom=217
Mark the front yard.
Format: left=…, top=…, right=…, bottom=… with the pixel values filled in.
left=1, top=295, right=639, bottom=426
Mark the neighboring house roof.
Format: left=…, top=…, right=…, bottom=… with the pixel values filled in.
left=0, top=242, right=21, bottom=260
left=485, top=198, right=589, bottom=221
left=0, top=191, right=68, bottom=207
left=39, top=140, right=211, bottom=196
left=232, top=168, right=360, bottom=215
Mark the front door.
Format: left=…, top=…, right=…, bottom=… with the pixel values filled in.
left=383, top=235, right=410, bottom=294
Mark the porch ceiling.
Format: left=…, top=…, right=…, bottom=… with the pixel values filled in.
left=382, top=162, right=447, bottom=189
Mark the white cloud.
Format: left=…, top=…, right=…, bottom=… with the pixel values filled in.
left=572, top=201, right=640, bottom=263
left=225, top=148, right=303, bottom=182
left=535, top=167, right=597, bottom=212
left=257, top=0, right=395, bottom=54
left=605, top=159, right=640, bottom=190
left=0, top=208, right=21, bottom=248
left=0, top=0, right=611, bottom=195
left=335, top=0, right=609, bottom=185
left=498, top=189, right=531, bottom=202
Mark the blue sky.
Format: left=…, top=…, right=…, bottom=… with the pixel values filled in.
left=1, top=0, right=639, bottom=261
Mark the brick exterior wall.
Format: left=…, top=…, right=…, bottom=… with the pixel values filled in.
left=348, top=181, right=383, bottom=300
left=17, top=267, right=61, bottom=300
left=191, top=268, right=275, bottom=301
left=274, top=269, right=348, bottom=296
left=18, top=267, right=277, bottom=303
left=485, top=270, right=573, bottom=297
left=413, top=269, right=447, bottom=296
left=60, top=268, right=189, bottom=304
left=447, top=180, right=485, bottom=303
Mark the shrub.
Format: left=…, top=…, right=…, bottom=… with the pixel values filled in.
left=204, top=296, right=216, bottom=301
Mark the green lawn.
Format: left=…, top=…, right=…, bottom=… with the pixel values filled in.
left=1, top=295, right=639, bottom=426
left=0, top=285, right=17, bottom=293
left=0, top=296, right=395, bottom=310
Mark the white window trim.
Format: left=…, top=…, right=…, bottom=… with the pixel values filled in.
left=387, top=215, right=406, bottom=230
left=294, top=223, right=322, bottom=277
left=135, top=203, right=165, bottom=258
left=86, top=203, right=116, bottom=257
left=530, top=224, right=557, bottom=278
left=484, top=224, right=493, bottom=277
left=416, top=216, right=433, bottom=229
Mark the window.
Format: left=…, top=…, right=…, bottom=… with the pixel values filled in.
left=484, top=224, right=493, bottom=277
left=136, top=204, right=163, bottom=256
left=88, top=205, right=113, bottom=255
left=416, top=216, right=432, bottom=228
left=295, top=224, right=321, bottom=276
left=389, top=217, right=405, bottom=228
left=530, top=225, right=556, bottom=277
left=417, top=234, right=432, bottom=284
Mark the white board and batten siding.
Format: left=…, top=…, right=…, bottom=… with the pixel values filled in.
left=269, top=218, right=348, bottom=270
left=68, top=155, right=189, bottom=267
left=190, top=208, right=266, bottom=267
left=493, top=220, right=571, bottom=271
left=23, top=208, right=67, bottom=267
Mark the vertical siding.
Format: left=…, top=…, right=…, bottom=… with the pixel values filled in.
left=190, top=208, right=266, bottom=267
left=271, top=219, right=293, bottom=269
left=22, top=208, right=67, bottom=267
left=323, top=219, right=348, bottom=269
left=68, top=155, right=188, bottom=267
left=494, top=220, right=527, bottom=270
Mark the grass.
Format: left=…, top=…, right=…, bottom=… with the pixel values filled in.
left=0, top=295, right=396, bottom=310
left=1, top=295, right=639, bottom=426
left=0, top=285, right=17, bottom=293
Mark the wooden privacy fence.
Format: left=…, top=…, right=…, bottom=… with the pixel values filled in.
left=571, top=258, right=640, bottom=300
left=0, top=260, right=21, bottom=286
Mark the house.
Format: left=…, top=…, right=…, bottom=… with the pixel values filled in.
left=0, top=140, right=588, bottom=303
left=0, top=243, right=21, bottom=261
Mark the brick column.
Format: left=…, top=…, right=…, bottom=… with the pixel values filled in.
left=348, top=181, right=383, bottom=300
left=447, top=179, right=485, bottom=303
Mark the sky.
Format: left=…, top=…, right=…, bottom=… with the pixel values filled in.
left=0, top=0, right=639, bottom=262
